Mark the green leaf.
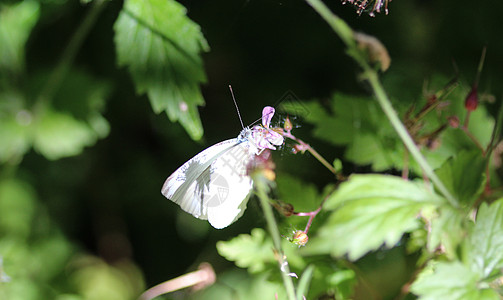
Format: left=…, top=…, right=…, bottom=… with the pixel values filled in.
left=411, top=261, right=499, bottom=300
left=276, top=173, right=320, bottom=212
left=0, top=111, right=31, bottom=164
left=427, top=204, right=465, bottom=259
left=0, top=178, right=37, bottom=239
left=467, top=198, right=503, bottom=278
left=114, top=0, right=209, bottom=140
left=33, top=109, right=98, bottom=160
left=435, top=150, right=486, bottom=207
left=305, top=175, right=442, bottom=260
left=0, top=0, right=40, bottom=77
left=192, top=269, right=286, bottom=300
left=280, top=78, right=496, bottom=175
left=217, top=228, right=275, bottom=273
left=49, top=69, right=111, bottom=138
left=296, top=264, right=314, bottom=300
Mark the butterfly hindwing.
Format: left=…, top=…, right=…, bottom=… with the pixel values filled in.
left=206, top=141, right=255, bottom=228
left=161, top=139, right=242, bottom=220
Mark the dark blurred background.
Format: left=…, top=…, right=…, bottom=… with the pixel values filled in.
left=14, top=0, right=503, bottom=291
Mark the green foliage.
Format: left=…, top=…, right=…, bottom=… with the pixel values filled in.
left=466, top=199, right=503, bottom=278
left=411, top=261, right=500, bottom=300
left=281, top=80, right=495, bottom=175
left=1, top=0, right=502, bottom=299
left=0, top=69, right=111, bottom=162
left=304, top=174, right=441, bottom=260
left=427, top=204, right=465, bottom=258
left=0, top=0, right=40, bottom=77
left=435, top=150, right=486, bottom=207
left=217, top=228, right=275, bottom=273
left=114, top=0, right=209, bottom=140
left=411, top=199, right=503, bottom=299
left=191, top=269, right=286, bottom=300
left=216, top=228, right=357, bottom=299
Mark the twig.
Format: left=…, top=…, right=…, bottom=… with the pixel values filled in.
left=35, top=0, right=108, bottom=111
left=138, top=263, right=216, bottom=300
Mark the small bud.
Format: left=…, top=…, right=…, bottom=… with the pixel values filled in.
left=293, top=143, right=309, bottom=154
left=291, top=230, right=308, bottom=247
left=272, top=200, right=294, bottom=217
left=354, top=32, right=391, bottom=71
left=284, top=116, right=293, bottom=132
left=465, top=85, right=478, bottom=111
left=447, top=116, right=460, bottom=128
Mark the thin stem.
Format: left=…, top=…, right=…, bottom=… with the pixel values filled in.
left=305, top=0, right=458, bottom=207
left=254, top=178, right=297, bottom=300
left=294, top=187, right=334, bottom=233
left=282, top=131, right=345, bottom=180
left=35, top=0, right=107, bottom=110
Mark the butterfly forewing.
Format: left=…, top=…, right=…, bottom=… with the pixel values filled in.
left=161, top=139, right=243, bottom=220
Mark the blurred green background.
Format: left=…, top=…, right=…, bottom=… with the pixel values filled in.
left=1, top=0, right=503, bottom=299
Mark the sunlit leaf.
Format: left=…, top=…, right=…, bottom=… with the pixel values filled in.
left=0, top=112, right=31, bottom=164
left=411, top=261, right=499, bottom=300
left=217, top=228, right=275, bottom=273
left=33, top=109, right=97, bottom=160
left=70, top=256, right=144, bottom=300
left=427, top=204, right=465, bottom=259
left=305, top=175, right=442, bottom=260
left=467, top=198, right=503, bottom=278
left=191, top=269, right=286, bottom=300
left=0, top=0, right=40, bottom=77
left=114, top=0, right=209, bottom=140
left=435, top=150, right=486, bottom=207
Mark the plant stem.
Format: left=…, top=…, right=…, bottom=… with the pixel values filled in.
left=254, top=178, right=297, bottom=300
left=282, top=131, right=341, bottom=178
left=36, top=0, right=108, bottom=109
left=305, top=0, right=458, bottom=207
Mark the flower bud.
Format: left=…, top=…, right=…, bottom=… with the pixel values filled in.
left=284, top=116, right=293, bottom=132
left=447, top=116, right=460, bottom=128
left=292, top=230, right=308, bottom=247
left=465, top=85, right=478, bottom=111
left=272, top=200, right=294, bottom=217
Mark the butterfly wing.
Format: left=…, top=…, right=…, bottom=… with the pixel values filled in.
left=206, top=141, right=255, bottom=228
left=161, top=139, right=242, bottom=220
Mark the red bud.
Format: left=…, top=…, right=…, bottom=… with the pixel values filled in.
left=465, top=85, right=478, bottom=111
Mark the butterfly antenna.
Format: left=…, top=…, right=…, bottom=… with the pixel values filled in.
left=229, top=85, right=245, bottom=129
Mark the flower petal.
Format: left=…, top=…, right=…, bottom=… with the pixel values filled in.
left=262, top=106, right=275, bottom=128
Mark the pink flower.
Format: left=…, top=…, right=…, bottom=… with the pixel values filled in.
left=251, top=106, right=284, bottom=151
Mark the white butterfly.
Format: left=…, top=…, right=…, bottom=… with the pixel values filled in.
left=161, top=106, right=284, bottom=229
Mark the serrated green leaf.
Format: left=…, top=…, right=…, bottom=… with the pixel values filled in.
left=435, top=150, right=486, bottom=207
left=217, top=228, right=275, bottom=273
left=305, top=175, right=442, bottom=260
left=114, top=0, right=209, bottom=140
left=467, top=198, right=503, bottom=278
left=0, top=0, right=40, bottom=77
left=427, top=204, right=465, bottom=259
left=411, top=261, right=499, bottom=300
left=280, top=78, right=495, bottom=175
left=33, top=109, right=97, bottom=160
